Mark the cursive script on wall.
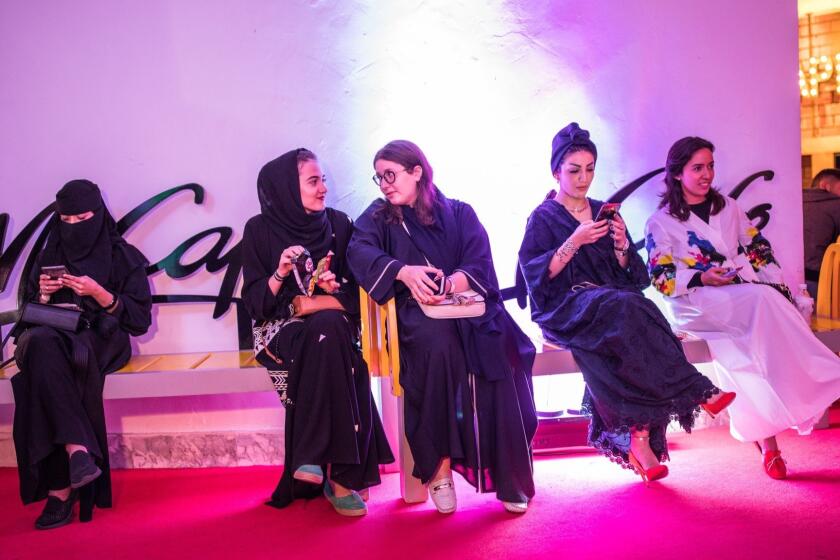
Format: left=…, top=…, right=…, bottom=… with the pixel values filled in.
left=1, top=169, right=776, bottom=348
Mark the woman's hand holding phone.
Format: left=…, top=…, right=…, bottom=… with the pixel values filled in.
left=570, top=220, right=610, bottom=247
left=38, top=274, right=62, bottom=297
left=608, top=213, right=628, bottom=250
left=701, top=266, right=738, bottom=286
left=397, top=265, right=445, bottom=304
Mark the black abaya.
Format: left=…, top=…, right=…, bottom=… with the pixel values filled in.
left=242, top=205, right=394, bottom=508
left=13, top=231, right=151, bottom=507
left=517, top=197, right=719, bottom=466
left=348, top=193, right=537, bottom=503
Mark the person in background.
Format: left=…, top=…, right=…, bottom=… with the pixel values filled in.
left=803, top=168, right=840, bottom=299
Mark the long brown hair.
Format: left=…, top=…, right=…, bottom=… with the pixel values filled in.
left=660, top=136, right=726, bottom=222
left=373, top=140, right=439, bottom=225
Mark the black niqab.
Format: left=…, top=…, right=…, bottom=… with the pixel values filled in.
left=257, top=149, right=333, bottom=262
left=42, top=180, right=124, bottom=286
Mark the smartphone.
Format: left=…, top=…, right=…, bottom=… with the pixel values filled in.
left=41, top=265, right=68, bottom=279
left=595, top=202, right=621, bottom=222
left=721, top=267, right=742, bottom=278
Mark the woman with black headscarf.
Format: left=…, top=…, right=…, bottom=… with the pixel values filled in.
left=517, top=123, right=734, bottom=484
left=11, top=179, right=152, bottom=529
left=348, top=140, right=537, bottom=514
left=241, top=148, right=393, bottom=516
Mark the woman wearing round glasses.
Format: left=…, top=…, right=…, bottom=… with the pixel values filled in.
left=348, top=140, right=537, bottom=514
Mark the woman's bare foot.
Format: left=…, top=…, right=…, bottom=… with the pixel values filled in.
left=629, top=430, right=660, bottom=470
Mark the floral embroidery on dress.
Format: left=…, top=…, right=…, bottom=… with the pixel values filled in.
left=742, top=228, right=778, bottom=271
left=685, top=232, right=726, bottom=270
left=646, top=233, right=676, bottom=296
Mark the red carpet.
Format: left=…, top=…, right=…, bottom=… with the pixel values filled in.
left=2, top=415, right=840, bottom=560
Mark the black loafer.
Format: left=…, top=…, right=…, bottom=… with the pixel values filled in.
left=70, top=451, right=102, bottom=489
left=35, top=491, right=78, bottom=530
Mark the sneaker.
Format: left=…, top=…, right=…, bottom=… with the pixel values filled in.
left=429, top=478, right=457, bottom=514
left=35, top=491, right=78, bottom=530
left=293, top=464, right=324, bottom=485
left=502, top=501, right=528, bottom=514
left=323, top=483, right=367, bottom=517
left=69, top=451, right=101, bottom=489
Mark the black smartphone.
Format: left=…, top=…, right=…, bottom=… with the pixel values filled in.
left=41, top=265, right=68, bottom=279
left=595, top=202, right=621, bottom=222
left=437, top=275, right=447, bottom=296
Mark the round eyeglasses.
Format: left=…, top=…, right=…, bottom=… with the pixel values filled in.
left=372, top=167, right=409, bottom=186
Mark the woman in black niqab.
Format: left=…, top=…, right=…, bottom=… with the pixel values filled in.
left=241, top=149, right=394, bottom=517
left=12, top=179, right=152, bottom=529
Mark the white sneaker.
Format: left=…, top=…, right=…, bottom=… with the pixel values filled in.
left=429, top=478, right=457, bottom=514
left=502, top=500, right=528, bottom=514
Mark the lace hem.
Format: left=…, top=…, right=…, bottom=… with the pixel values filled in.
left=582, top=385, right=720, bottom=472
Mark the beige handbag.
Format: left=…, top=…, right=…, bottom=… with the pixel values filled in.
left=398, top=221, right=487, bottom=319
left=417, top=289, right=485, bottom=319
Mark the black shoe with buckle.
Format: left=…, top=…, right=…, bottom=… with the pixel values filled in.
left=35, top=490, right=78, bottom=530
left=69, top=451, right=102, bottom=489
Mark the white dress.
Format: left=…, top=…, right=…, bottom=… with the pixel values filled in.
left=645, top=196, right=840, bottom=442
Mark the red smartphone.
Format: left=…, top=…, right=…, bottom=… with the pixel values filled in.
left=595, top=202, right=621, bottom=222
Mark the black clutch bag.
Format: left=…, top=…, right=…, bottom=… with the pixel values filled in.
left=20, top=302, right=86, bottom=332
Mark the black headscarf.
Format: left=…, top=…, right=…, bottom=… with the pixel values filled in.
left=256, top=149, right=333, bottom=261
left=550, top=122, right=598, bottom=173
left=41, top=179, right=124, bottom=286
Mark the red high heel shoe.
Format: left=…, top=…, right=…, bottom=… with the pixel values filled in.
left=627, top=436, right=669, bottom=486
left=755, top=443, right=787, bottom=480
left=701, top=391, right=736, bottom=418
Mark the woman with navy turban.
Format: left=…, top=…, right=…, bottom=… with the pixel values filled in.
left=518, top=123, right=735, bottom=484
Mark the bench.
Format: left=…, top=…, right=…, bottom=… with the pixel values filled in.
left=0, top=350, right=273, bottom=405
left=359, top=293, right=840, bottom=503
left=2, top=305, right=839, bottom=499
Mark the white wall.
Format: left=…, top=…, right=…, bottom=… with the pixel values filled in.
left=0, top=0, right=801, bottom=442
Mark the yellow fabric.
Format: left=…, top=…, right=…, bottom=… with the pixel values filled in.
left=359, top=290, right=402, bottom=397
left=817, top=243, right=840, bottom=318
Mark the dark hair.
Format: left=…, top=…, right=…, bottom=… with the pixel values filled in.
left=659, top=136, right=726, bottom=221
left=373, top=140, right=438, bottom=225
left=811, top=168, right=840, bottom=188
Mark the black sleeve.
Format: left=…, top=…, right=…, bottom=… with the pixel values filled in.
left=347, top=203, right=405, bottom=305
left=241, top=218, right=296, bottom=323
left=687, top=271, right=704, bottom=289
left=110, top=245, right=152, bottom=336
